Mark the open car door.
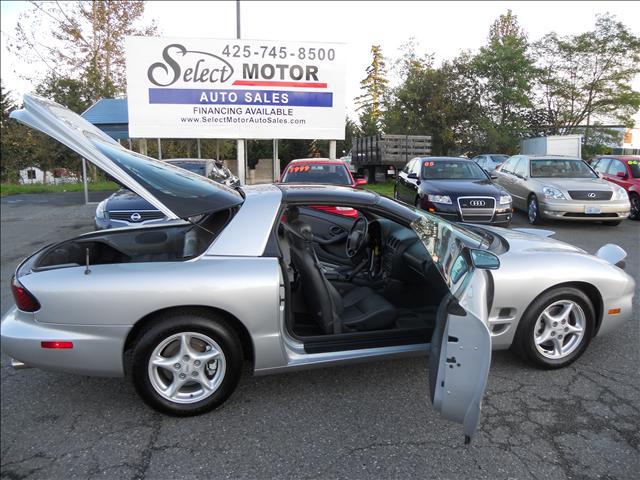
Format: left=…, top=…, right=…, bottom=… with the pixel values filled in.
left=412, top=217, right=494, bottom=444
left=10, top=94, right=243, bottom=220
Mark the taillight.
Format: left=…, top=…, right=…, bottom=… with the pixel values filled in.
left=11, top=277, right=41, bottom=312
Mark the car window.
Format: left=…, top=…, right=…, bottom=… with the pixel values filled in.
left=628, top=160, right=640, bottom=178
left=530, top=159, right=597, bottom=178
left=489, top=155, right=508, bottom=164
left=606, top=160, right=627, bottom=176
left=281, top=163, right=352, bottom=185
left=402, top=159, right=415, bottom=174
left=513, top=158, right=527, bottom=177
left=422, top=160, right=487, bottom=180
left=411, top=160, right=422, bottom=175
left=592, top=158, right=608, bottom=172
left=501, top=156, right=518, bottom=174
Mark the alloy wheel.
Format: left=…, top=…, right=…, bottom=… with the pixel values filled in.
left=148, top=332, right=226, bottom=404
left=533, top=300, right=586, bottom=360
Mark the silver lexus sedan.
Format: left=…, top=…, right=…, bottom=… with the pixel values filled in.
left=1, top=95, right=635, bottom=443
left=494, top=155, right=630, bottom=225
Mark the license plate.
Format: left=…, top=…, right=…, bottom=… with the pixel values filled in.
left=585, top=206, right=601, bottom=214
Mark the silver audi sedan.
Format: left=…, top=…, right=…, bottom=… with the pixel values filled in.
left=1, top=96, right=635, bottom=443
left=494, top=155, right=630, bottom=225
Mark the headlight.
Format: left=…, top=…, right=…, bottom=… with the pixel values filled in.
left=427, top=194, right=452, bottom=204
left=612, top=185, right=628, bottom=200
left=499, top=194, right=512, bottom=205
left=95, top=199, right=108, bottom=219
left=542, top=186, right=566, bottom=200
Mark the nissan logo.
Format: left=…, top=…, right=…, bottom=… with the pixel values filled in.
left=470, top=200, right=486, bottom=207
left=587, top=192, right=596, bottom=198
left=130, top=212, right=142, bottom=222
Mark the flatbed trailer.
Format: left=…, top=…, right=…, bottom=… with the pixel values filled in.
left=351, top=134, right=432, bottom=183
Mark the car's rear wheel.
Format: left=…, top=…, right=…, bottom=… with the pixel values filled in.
left=131, top=310, right=243, bottom=416
left=628, top=193, right=639, bottom=220
left=527, top=195, right=543, bottom=225
left=512, top=287, right=595, bottom=369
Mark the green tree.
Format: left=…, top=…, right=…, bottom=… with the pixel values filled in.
left=384, top=47, right=480, bottom=155
left=533, top=13, right=640, bottom=148
left=9, top=1, right=157, bottom=100
left=473, top=10, right=537, bottom=152
left=355, top=45, right=389, bottom=134
left=0, top=81, right=43, bottom=182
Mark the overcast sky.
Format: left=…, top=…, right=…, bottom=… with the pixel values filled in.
left=1, top=0, right=639, bottom=122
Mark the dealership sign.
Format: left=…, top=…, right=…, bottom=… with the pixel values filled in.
left=125, top=37, right=346, bottom=139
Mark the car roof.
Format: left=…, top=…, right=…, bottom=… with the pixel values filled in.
left=522, top=155, right=584, bottom=161
left=596, top=155, right=640, bottom=162
left=418, top=156, right=475, bottom=162
left=277, top=183, right=378, bottom=206
left=288, top=158, right=346, bottom=165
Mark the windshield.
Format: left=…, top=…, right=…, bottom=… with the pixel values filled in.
left=422, top=160, right=487, bottom=180
left=282, top=163, right=352, bottom=185
left=530, top=159, right=597, bottom=178
left=167, top=161, right=206, bottom=176
left=409, top=208, right=485, bottom=287
left=490, top=155, right=508, bottom=163
left=628, top=160, right=640, bottom=178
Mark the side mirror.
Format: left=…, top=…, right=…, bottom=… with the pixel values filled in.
left=355, top=178, right=368, bottom=186
left=469, top=249, right=500, bottom=270
left=407, top=172, right=419, bottom=180
left=616, top=171, right=627, bottom=179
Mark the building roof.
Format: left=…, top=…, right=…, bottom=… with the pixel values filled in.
left=81, top=98, right=129, bottom=140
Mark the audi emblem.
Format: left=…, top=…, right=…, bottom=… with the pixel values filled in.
left=587, top=192, right=596, bottom=198
left=130, top=212, right=142, bottom=222
left=469, top=200, right=486, bottom=207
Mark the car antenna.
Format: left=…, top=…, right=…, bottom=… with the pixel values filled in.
left=84, top=248, right=91, bottom=275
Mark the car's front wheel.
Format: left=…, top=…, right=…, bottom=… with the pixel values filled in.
left=130, top=310, right=243, bottom=416
left=527, top=195, right=543, bottom=225
left=512, top=287, right=595, bottom=369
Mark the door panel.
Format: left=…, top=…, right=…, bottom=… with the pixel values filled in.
left=297, top=207, right=357, bottom=265
left=429, top=263, right=492, bottom=443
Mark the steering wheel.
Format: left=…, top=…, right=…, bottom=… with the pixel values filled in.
left=345, top=217, right=368, bottom=258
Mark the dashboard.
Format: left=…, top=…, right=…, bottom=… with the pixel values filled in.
left=368, top=219, right=431, bottom=283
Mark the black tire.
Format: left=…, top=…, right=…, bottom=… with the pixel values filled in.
left=512, top=287, right=595, bottom=369
left=130, top=310, right=243, bottom=416
left=527, top=194, right=543, bottom=225
left=602, top=220, right=622, bottom=226
left=628, top=193, right=639, bottom=220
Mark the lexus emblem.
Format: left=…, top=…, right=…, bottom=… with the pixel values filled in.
left=470, top=200, right=486, bottom=207
left=130, top=212, right=142, bottom=222
left=587, top=192, right=596, bottom=198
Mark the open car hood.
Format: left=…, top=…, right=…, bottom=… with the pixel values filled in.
left=10, top=94, right=243, bottom=220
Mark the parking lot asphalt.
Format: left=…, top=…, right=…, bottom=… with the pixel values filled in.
left=1, top=192, right=639, bottom=480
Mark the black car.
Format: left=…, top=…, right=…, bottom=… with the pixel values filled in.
left=394, top=157, right=513, bottom=227
left=95, top=158, right=240, bottom=229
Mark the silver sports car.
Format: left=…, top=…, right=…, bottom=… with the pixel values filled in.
left=1, top=96, right=635, bottom=443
